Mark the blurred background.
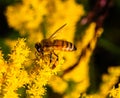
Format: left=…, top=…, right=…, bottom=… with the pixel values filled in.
left=0, top=0, right=120, bottom=98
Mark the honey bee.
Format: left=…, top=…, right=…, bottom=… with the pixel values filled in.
left=35, top=24, right=77, bottom=68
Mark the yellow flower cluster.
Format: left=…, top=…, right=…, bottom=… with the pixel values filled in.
left=109, top=83, right=120, bottom=98
left=0, top=38, right=62, bottom=98
left=6, top=0, right=47, bottom=31
left=27, top=49, right=63, bottom=97
left=100, top=66, right=120, bottom=97
left=84, top=66, right=120, bottom=98
left=0, top=39, right=30, bottom=98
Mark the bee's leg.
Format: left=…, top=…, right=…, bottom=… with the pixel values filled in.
left=51, top=51, right=58, bottom=69
left=53, top=52, right=58, bottom=61
left=50, top=52, right=52, bottom=64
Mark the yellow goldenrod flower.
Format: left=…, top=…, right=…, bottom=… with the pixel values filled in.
left=0, top=38, right=63, bottom=97
left=6, top=0, right=47, bottom=31
left=0, top=51, right=7, bottom=74
left=8, top=38, right=30, bottom=67
left=0, top=38, right=30, bottom=97
left=99, top=66, right=120, bottom=97
left=27, top=48, right=63, bottom=97
left=0, top=51, right=7, bottom=96
left=0, top=39, right=29, bottom=98
left=109, top=83, right=120, bottom=98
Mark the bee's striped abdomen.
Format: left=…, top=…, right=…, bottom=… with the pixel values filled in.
left=53, top=40, right=76, bottom=51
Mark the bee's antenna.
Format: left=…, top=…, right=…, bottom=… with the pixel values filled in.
left=49, top=23, right=67, bottom=39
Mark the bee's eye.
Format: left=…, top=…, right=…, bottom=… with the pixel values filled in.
left=35, top=43, right=42, bottom=52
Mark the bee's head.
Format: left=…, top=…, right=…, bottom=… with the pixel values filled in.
left=35, top=43, right=43, bottom=53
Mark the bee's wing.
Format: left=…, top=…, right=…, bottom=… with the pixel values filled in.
left=48, top=24, right=67, bottom=39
